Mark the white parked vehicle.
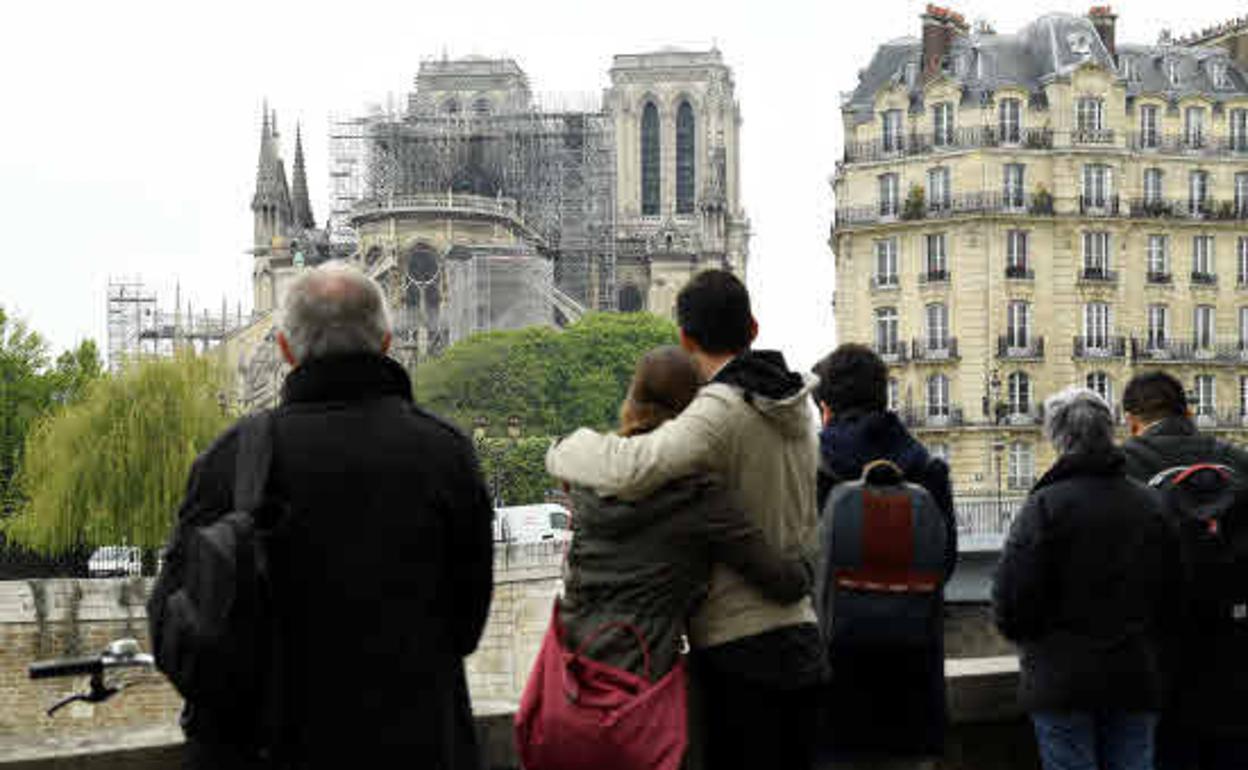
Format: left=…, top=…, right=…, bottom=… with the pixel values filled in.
left=493, top=503, right=572, bottom=544
left=87, top=546, right=142, bottom=578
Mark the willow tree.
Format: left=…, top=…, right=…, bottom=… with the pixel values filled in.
left=4, top=352, right=231, bottom=553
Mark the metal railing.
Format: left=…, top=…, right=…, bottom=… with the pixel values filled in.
left=1005, top=265, right=1034, bottom=280
left=1073, top=336, right=1127, bottom=359
left=1146, top=271, right=1173, bottom=285
left=1131, top=338, right=1248, bottom=364
left=911, top=337, right=960, bottom=362
left=1071, top=128, right=1116, bottom=145
left=870, top=275, right=901, bottom=290
left=900, top=406, right=966, bottom=429
left=1078, top=195, right=1121, bottom=216
left=997, top=335, right=1045, bottom=360
left=837, top=191, right=1054, bottom=228
left=1078, top=267, right=1119, bottom=285
left=918, top=269, right=951, bottom=285
left=1127, top=198, right=1248, bottom=221
left=1128, top=132, right=1248, bottom=156
left=842, top=127, right=1056, bottom=162
left=873, top=344, right=909, bottom=364
left=1191, top=271, right=1219, bottom=286
left=955, top=494, right=1026, bottom=535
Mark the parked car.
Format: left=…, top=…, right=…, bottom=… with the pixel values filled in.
left=87, top=546, right=142, bottom=578
left=493, top=503, right=572, bottom=544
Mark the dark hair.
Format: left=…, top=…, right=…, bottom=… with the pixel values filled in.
left=812, top=344, right=888, bottom=413
left=675, top=270, right=753, bottom=355
left=1122, top=371, right=1188, bottom=423
left=619, top=346, right=701, bottom=437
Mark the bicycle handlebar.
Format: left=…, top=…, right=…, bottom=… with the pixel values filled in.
left=28, top=656, right=106, bottom=680
left=28, top=639, right=156, bottom=717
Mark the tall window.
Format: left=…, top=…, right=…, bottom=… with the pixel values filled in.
left=1147, top=304, right=1169, bottom=349
left=1231, top=109, right=1248, bottom=152
left=1211, top=60, right=1230, bottom=89
left=1003, top=164, right=1025, bottom=209
left=925, top=233, right=947, bottom=276
left=999, top=98, right=1021, bottom=144
left=1240, top=307, right=1248, bottom=350
left=1085, top=302, right=1111, bottom=348
left=874, top=238, right=899, bottom=286
left=1148, top=235, right=1169, bottom=278
left=1193, top=235, right=1215, bottom=277
left=1140, top=104, right=1159, bottom=148
left=1087, top=372, right=1113, bottom=405
left=927, top=374, right=950, bottom=418
left=887, top=378, right=900, bottom=412
left=926, top=303, right=949, bottom=350
left=1195, top=305, right=1216, bottom=349
left=932, top=102, right=954, bottom=147
left=1143, top=168, right=1163, bottom=205
left=641, top=102, right=661, bottom=216
left=1167, top=59, right=1181, bottom=88
left=1008, top=442, right=1035, bottom=490
left=927, top=167, right=951, bottom=211
left=881, top=109, right=904, bottom=152
left=675, top=101, right=696, bottom=215
left=1076, top=97, right=1104, bottom=134
left=1185, top=106, right=1206, bottom=148
left=1235, top=173, right=1248, bottom=216
left=1007, top=372, right=1032, bottom=416
left=1082, top=164, right=1112, bottom=209
left=1083, top=231, right=1111, bottom=274
left=1193, top=303, right=1213, bottom=349
left=1239, top=237, right=1248, bottom=285
left=875, top=307, right=899, bottom=355
left=1007, top=300, right=1031, bottom=348
left=1007, top=230, right=1029, bottom=275
left=1195, top=375, right=1217, bottom=419
left=879, top=173, right=900, bottom=217
left=1190, top=170, right=1210, bottom=215
left=1240, top=376, right=1248, bottom=418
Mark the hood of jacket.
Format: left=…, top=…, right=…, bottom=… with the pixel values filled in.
left=818, top=410, right=932, bottom=483
left=569, top=477, right=709, bottom=539
left=1032, top=447, right=1126, bottom=492
left=711, top=350, right=818, bottom=439
left=281, top=352, right=413, bottom=405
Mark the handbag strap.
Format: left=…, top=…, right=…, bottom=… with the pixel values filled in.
left=573, top=621, right=653, bottom=683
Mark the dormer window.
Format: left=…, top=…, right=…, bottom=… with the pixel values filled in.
left=1121, top=57, right=1137, bottom=81
left=1166, top=59, right=1181, bottom=88
left=1210, top=60, right=1230, bottom=89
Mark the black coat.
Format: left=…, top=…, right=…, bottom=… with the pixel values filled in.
left=153, top=354, right=494, bottom=769
left=1122, top=417, right=1248, bottom=736
left=993, top=449, right=1182, bottom=714
left=815, top=410, right=956, bottom=758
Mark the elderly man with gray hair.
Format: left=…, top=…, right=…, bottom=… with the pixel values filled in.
left=154, top=261, right=494, bottom=770
left=993, top=387, right=1181, bottom=770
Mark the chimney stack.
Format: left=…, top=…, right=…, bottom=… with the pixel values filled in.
left=1089, top=6, right=1118, bottom=61
left=922, top=5, right=970, bottom=80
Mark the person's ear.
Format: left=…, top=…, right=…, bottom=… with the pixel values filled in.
left=679, top=328, right=698, bottom=355
left=277, top=332, right=298, bottom=367
left=1125, top=412, right=1144, bottom=436
left=747, top=316, right=759, bottom=346
left=381, top=331, right=392, bottom=355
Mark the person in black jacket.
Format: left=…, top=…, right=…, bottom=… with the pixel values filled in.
left=149, top=262, right=493, bottom=770
left=994, top=386, right=1182, bottom=770
left=811, top=344, right=957, bottom=767
left=1121, top=371, right=1248, bottom=770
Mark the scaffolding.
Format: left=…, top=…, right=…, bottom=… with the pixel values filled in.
left=106, top=278, right=158, bottom=373
left=106, top=277, right=247, bottom=371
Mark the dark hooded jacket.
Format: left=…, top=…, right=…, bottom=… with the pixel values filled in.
left=560, top=477, right=813, bottom=679
left=993, top=449, right=1182, bottom=713
left=150, top=354, right=493, bottom=770
left=814, top=409, right=956, bottom=758
left=1122, top=416, right=1248, bottom=736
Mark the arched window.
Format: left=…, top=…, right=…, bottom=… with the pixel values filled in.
left=676, top=101, right=696, bottom=214
left=641, top=103, right=661, bottom=216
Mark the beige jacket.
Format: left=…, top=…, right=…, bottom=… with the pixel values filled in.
left=546, top=374, right=820, bottom=648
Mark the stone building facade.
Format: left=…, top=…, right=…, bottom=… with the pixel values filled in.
left=832, top=7, right=1248, bottom=493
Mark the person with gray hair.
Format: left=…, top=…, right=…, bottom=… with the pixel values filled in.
left=993, top=384, right=1182, bottom=770
left=152, top=260, right=495, bottom=769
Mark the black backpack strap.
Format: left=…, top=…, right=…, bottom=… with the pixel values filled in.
left=234, top=411, right=276, bottom=514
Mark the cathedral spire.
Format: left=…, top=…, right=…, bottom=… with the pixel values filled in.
left=251, top=100, right=293, bottom=251
left=290, top=123, right=316, bottom=230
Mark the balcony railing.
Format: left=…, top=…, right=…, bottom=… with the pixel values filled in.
left=842, top=127, right=1055, bottom=163
left=1131, top=338, right=1248, bottom=364
left=874, top=344, right=908, bottom=364
left=901, top=406, right=966, bottom=429
left=1072, top=128, right=1116, bottom=145
left=911, top=337, right=960, bottom=362
left=1078, top=267, right=1119, bottom=285
left=1194, top=409, right=1248, bottom=429
left=998, top=407, right=1044, bottom=426
left=997, top=335, right=1045, bottom=360
left=870, top=275, right=900, bottom=290
left=1005, top=265, right=1034, bottom=280
left=1073, top=336, right=1127, bottom=359
left=919, top=269, right=951, bottom=285
left=1191, top=271, right=1219, bottom=286
left=1127, top=198, right=1248, bottom=221
left=1146, top=271, right=1173, bottom=285
left=1078, top=195, right=1121, bottom=216
left=836, top=191, right=1055, bottom=228
left=1128, top=132, right=1248, bottom=156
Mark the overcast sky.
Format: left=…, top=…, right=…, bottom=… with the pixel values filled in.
left=0, top=0, right=1240, bottom=372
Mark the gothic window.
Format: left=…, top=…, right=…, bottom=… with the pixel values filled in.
left=641, top=102, right=661, bottom=216
left=675, top=101, right=696, bottom=215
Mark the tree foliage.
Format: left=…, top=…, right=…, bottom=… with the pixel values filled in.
left=4, top=352, right=230, bottom=553
left=415, top=312, right=679, bottom=437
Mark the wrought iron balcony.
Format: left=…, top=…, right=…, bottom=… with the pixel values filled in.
left=1078, top=195, right=1121, bottom=217
left=1127, top=198, right=1248, bottom=221
left=997, top=335, right=1045, bottom=360
left=836, top=191, right=1056, bottom=228
left=998, top=407, right=1044, bottom=426
left=1127, top=132, right=1248, bottom=156
left=841, top=127, right=1055, bottom=163
left=918, top=269, right=951, bottom=285
left=1005, top=265, right=1034, bottom=280
left=870, top=275, right=900, bottom=290
left=1191, top=271, right=1219, bottom=286
left=1146, top=271, right=1173, bottom=285
left=911, top=337, right=960, bottom=362
left=1078, top=267, right=1119, bottom=285
left=901, top=406, right=966, bottom=429
left=1073, top=336, right=1127, bottom=359
left=1131, top=338, right=1248, bottom=364
left=873, top=344, right=908, bottom=364
left=1072, top=128, right=1116, bottom=145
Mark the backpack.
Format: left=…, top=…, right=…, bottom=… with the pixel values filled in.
left=1148, top=462, right=1248, bottom=632
left=148, top=412, right=287, bottom=750
left=817, top=460, right=948, bottom=650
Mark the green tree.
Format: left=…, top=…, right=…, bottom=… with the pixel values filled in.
left=4, top=352, right=230, bottom=553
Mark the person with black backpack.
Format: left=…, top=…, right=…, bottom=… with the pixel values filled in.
left=1121, top=371, right=1248, bottom=770
left=147, top=262, right=494, bottom=770
left=810, top=344, right=957, bottom=768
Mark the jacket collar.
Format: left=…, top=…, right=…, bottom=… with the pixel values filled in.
left=711, top=349, right=804, bottom=401
left=1032, top=447, right=1126, bottom=492
left=1141, top=415, right=1198, bottom=439
left=281, top=353, right=413, bottom=406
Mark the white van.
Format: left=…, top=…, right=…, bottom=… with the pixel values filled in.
left=88, top=546, right=142, bottom=578
left=494, top=503, right=573, bottom=544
